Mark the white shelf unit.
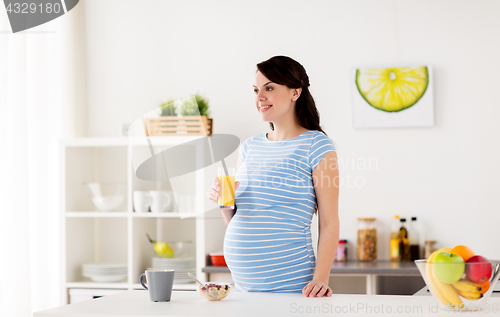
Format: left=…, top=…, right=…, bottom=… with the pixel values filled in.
left=59, top=137, right=210, bottom=305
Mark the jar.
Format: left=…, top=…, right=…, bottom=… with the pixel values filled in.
left=335, top=240, right=347, bottom=262
left=424, top=240, right=437, bottom=259
left=357, top=218, right=377, bottom=261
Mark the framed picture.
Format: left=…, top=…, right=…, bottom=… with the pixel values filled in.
left=352, top=65, right=434, bottom=128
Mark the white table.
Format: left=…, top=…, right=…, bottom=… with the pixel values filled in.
left=34, top=290, right=500, bottom=317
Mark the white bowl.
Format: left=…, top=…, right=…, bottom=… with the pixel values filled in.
left=84, top=182, right=126, bottom=211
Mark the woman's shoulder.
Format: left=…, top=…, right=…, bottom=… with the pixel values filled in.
left=239, top=133, right=265, bottom=149
left=308, top=130, right=332, bottom=141
left=309, top=130, right=337, bottom=150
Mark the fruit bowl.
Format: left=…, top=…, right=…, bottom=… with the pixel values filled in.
left=162, top=241, right=193, bottom=258
left=415, top=259, right=500, bottom=312
left=197, top=282, right=233, bottom=301
left=84, top=182, right=126, bottom=211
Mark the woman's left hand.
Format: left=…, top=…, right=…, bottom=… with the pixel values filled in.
left=302, top=280, right=333, bottom=297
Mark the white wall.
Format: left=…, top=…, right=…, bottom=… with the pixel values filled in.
left=83, top=0, right=500, bottom=259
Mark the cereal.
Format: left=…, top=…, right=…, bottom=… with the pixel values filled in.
left=357, top=228, right=377, bottom=261
left=198, top=283, right=232, bottom=301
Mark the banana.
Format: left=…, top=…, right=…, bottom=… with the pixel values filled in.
left=426, top=249, right=453, bottom=306
left=452, top=280, right=483, bottom=300
left=435, top=277, right=464, bottom=307
left=452, top=280, right=482, bottom=293
left=427, top=248, right=464, bottom=308
left=456, top=290, right=483, bottom=301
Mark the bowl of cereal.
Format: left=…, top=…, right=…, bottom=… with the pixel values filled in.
left=197, top=282, right=233, bottom=301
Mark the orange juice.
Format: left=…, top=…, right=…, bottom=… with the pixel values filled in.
left=218, top=175, right=235, bottom=208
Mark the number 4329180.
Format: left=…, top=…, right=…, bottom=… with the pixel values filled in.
left=6, top=2, right=62, bottom=14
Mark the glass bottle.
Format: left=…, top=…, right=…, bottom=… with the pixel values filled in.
left=390, top=215, right=400, bottom=261
left=409, top=216, right=420, bottom=261
left=424, top=240, right=437, bottom=259
left=335, top=240, right=347, bottom=262
left=399, top=218, right=410, bottom=261
left=357, top=218, right=377, bottom=261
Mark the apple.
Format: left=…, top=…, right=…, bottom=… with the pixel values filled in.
left=466, top=255, right=492, bottom=284
left=433, top=252, right=465, bottom=284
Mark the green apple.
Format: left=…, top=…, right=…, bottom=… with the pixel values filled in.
left=433, top=251, right=465, bottom=284
left=154, top=242, right=174, bottom=258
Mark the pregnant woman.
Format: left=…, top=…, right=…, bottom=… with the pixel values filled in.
left=207, top=56, right=339, bottom=297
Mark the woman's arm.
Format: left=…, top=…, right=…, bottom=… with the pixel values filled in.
left=303, top=151, right=340, bottom=297
left=220, top=155, right=243, bottom=226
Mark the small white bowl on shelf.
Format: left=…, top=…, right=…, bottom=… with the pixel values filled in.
left=84, top=182, right=126, bottom=211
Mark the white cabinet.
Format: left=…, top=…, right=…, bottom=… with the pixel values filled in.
left=60, top=137, right=212, bottom=304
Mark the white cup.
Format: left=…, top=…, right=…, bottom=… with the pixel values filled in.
left=164, top=190, right=175, bottom=211
left=173, top=192, right=180, bottom=212
left=150, top=191, right=172, bottom=213
left=175, top=194, right=194, bottom=213
left=134, top=191, right=152, bottom=213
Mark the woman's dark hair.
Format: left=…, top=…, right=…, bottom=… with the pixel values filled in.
left=256, top=56, right=327, bottom=136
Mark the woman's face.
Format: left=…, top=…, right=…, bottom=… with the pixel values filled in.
left=253, top=71, right=300, bottom=124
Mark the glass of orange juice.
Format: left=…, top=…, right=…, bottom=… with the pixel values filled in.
left=218, top=167, right=235, bottom=209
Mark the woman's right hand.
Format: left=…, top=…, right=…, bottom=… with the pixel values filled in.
left=207, top=177, right=240, bottom=204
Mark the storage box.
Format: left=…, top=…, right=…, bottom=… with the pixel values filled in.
left=145, top=116, right=213, bottom=136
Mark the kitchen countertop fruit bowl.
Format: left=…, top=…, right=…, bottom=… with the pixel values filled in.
left=197, top=282, right=233, bottom=301
left=415, top=245, right=500, bottom=312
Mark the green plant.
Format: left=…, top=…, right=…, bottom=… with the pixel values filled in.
left=180, top=94, right=211, bottom=116
left=160, top=100, right=177, bottom=116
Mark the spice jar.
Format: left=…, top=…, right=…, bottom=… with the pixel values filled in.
left=357, top=218, right=377, bottom=261
left=335, top=240, right=347, bottom=262
left=424, top=240, right=437, bottom=259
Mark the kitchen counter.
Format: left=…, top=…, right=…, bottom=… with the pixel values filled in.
left=203, top=261, right=421, bottom=295
left=34, top=290, right=500, bottom=317
left=203, top=260, right=420, bottom=274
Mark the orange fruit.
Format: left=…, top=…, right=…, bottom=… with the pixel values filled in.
left=450, top=245, right=475, bottom=262
left=480, top=280, right=490, bottom=294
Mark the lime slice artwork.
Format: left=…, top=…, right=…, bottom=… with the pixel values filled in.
left=355, top=66, right=429, bottom=112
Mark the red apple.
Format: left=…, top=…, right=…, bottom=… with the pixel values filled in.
left=466, top=255, right=492, bottom=284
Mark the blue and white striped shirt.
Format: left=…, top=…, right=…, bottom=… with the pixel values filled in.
left=223, top=130, right=337, bottom=293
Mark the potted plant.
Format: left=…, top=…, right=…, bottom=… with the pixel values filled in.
left=160, top=99, right=177, bottom=116
left=178, top=93, right=212, bottom=135
left=180, top=94, right=211, bottom=117
left=145, top=94, right=213, bottom=136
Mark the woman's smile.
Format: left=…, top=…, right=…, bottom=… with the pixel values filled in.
left=259, top=104, right=273, bottom=112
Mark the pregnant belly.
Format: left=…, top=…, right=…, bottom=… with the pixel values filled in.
left=223, top=215, right=315, bottom=275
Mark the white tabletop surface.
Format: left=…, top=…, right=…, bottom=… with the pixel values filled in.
left=34, top=290, right=500, bottom=317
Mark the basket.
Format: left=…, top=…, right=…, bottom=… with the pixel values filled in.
left=145, top=116, right=213, bottom=136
